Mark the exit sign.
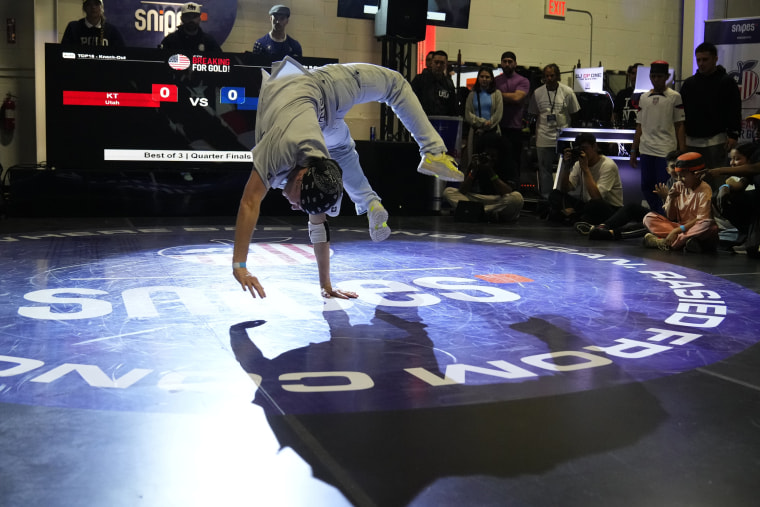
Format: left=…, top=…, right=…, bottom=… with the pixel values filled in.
left=545, top=0, right=567, bottom=19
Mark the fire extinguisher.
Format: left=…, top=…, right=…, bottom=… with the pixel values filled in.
left=2, top=93, right=16, bottom=133
left=7, top=18, right=16, bottom=44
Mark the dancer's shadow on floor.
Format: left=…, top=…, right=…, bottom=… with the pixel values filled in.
left=230, top=312, right=667, bottom=507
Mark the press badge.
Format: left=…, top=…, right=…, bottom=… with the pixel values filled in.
left=547, top=114, right=557, bottom=127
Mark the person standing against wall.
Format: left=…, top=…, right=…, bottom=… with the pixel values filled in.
left=529, top=64, right=581, bottom=198
left=494, top=51, right=530, bottom=187
left=61, top=0, right=125, bottom=48
left=680, top=42, right=741, bottom=189
left=252, top=5, right=303, bottom=62
left=630, top=61, right=686, bottom=212
left=159, top=3, right=222, bottom=53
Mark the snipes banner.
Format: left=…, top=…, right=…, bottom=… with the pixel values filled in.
left=104, top=0, right=238, bottom=49
left=705, top=17, right=760, bottom=142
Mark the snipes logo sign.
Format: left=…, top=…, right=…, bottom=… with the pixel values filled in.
left=105, top=1, right=238, bottom=49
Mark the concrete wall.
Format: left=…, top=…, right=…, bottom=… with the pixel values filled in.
left=4, top=0, right=758, bottom=176
left=0, top=1, right=38, bottom=179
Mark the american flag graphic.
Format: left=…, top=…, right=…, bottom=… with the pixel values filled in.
left=161, top=243, right=317, bottom=266
left=168, top=54, right=191, bottom=71
left=739, top=69, right=759, bottom=101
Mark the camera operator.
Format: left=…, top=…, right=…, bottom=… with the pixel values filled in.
left=547, top=132, right=623, bottom=232
left=443, top=151, right=524, bottom=222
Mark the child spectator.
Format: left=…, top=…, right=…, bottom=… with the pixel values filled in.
left=642, top=152, right=719, bottom=252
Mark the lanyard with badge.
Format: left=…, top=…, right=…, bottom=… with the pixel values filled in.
left=546, top=88, right=558, bottom=128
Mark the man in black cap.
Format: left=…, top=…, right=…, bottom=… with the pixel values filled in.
left=252, top=4, right=303, bottom=62
left=493, top=51, right=530, bottom=186
left=159, top=2, right=222, bottom=52
left=629, top=61, right=686, bottom=212
left=231, top=57, right=462, bottom=300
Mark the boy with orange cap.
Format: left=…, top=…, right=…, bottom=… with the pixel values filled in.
left=642, top=152, right=719, bottom=252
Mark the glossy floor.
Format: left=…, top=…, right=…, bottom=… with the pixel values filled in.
left=1, top=213, right=759, bottom=507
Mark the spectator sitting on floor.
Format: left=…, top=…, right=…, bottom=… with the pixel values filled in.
left=546, top=132, right=623, bottom=231
left=713, top=142, right=760, bottom=251
left=443, top=151, right=524, bottom=222
left=642, top=152, right=719, bottom=252
left=589, top=150, right=682, bottom=241
left=700, top=144, right=760, bottom=256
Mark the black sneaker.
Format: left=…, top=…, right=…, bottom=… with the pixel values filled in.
left=619, top=226, right=647, bottom=239
left=574, top=221, right=593, bottom=235
left=588, top=225, right=615, bottom=241
left=685, top=238, right=703, bottom=253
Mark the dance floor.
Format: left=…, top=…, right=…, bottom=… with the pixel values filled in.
left=1, top=213, right=759, bottom=506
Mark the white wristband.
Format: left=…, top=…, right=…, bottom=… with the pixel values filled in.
left=232, top=262, right=246, bottom=269
left=308, top=221, right=330, bottom=244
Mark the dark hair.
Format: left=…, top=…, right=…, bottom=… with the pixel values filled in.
left=575, top=132, right=597, bottom=147
left=627, top=63, right=643, bottom=73
left=472, top=66, right=496, bottom=93
left=695, top=42, right=717, bottom=56
left=543, top=63, right=560, bottom=76
left=426, top=51, right=435, bottom=58
left=433, top=50, right=448, bottom=60
left=665, top=150, right=683, bottom=164
left=734, top=142, right=760, bottom=161
left=501, top=51, right=516, bottom=62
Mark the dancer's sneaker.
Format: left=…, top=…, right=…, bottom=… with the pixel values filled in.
left=417, top=153, right=464, bottom=182
left=368, top=200, right=391, bottom=242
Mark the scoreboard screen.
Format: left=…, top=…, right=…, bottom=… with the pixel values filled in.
left=45, top=44, right=335, bottom=171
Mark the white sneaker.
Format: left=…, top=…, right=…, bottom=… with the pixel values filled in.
left=417, top=153, right=464, bottom=182
left=368, top=200, right=391, bottom=242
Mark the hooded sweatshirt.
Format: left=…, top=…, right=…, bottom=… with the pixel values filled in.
left=679, top=65, right=741, bottom=140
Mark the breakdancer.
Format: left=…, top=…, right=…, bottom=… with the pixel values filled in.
left=232, top=57, right=463, bottom=299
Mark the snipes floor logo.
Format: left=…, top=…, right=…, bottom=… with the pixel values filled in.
left=107, top=1, right=238, bottom=48
left=1, top=225, right=759, bottom=415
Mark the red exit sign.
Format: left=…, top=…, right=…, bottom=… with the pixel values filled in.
left=545, top=0, right=567, bottom=19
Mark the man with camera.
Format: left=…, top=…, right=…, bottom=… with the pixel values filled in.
left=546, top=132, right=623, bottom=230
left=443, top=151, right=524, bottom=222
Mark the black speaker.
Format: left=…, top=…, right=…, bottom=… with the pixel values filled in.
left=374, top=0, right=427, bottom=41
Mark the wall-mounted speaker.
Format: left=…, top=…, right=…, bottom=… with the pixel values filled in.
left=374, top=0, right=427, bottom=42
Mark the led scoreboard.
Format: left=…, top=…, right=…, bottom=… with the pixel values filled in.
left=45, top=44, right=336, bottom=171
